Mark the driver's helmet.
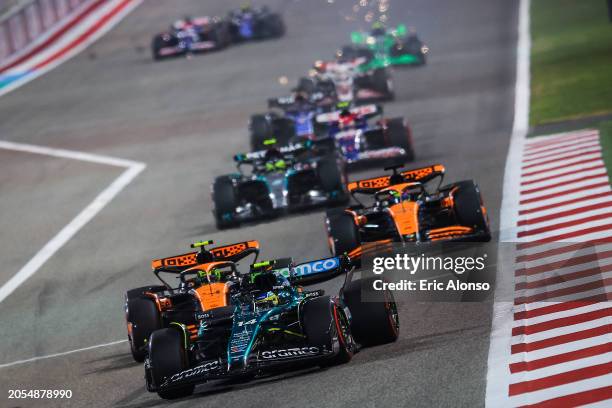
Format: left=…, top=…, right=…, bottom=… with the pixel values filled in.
left=263, top=148, right=286, bottom=171
left=338, top=109, right=356, bottom=128
left=182, top=15, right=194, bottom=27
left=180, top=269, right=207, bottom=290
left=376, top=189, right=401, bottom=207
left=240, top=2, right=252, bottom=12
left=255, top=290, right=279, bottom=306
left=371, top=22, right=386, bottom=37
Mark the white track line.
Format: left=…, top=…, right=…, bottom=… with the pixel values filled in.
left=509, top=333, right=611, bottom=363
left=0, top=339, right=127, bottom=369
left=0, top=141, right=146, bottom=304
left=485, top=0, right=530, bottom=406
left=509, top=353, right=612, bottom=383
left=513, top=302, right=612, bottom=328
left=521, top=160, right=606, bottom=183
left=520, top=168, right=608, bottom=191
left=523, top=140, right=601, bottom=161
left=520, top=176, right=610, bottom=201
left=509, top=375, right=612, bottom=407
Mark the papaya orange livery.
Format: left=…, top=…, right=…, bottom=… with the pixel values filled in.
left=327, top=164, right=490, bottom=257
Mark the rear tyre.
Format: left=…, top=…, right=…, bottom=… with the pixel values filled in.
left=126, top=285, right=166, bottom=301
left=385, top=118, right=415, bottom=162
left=296, top=77, right=316, bottom=94
left=127, top=297, right=161, bottom=362
left=213, top=176, right=239, bottom=229
left=303, top=296, right=353, bottom=366
left=267, top=14, right=285, bottom=38
left=343, top=276, right=399, bottom=346
left=317, top=156, right=348, bottom=203
left=340, top=45, right=374, bottom=62
left=151, top=35, right=165, bottom=61
left=149, top=328, right=194, bottom=400
left=452, top=181, right=491, bottom=241
left=403, top=36, right=426, bottom=65
left=250, top=114, right=273, bottom=150
left=370, top=68, right=394, bottom=100
left=211, top=22, right=231, bottom=48
left=326, top=211, right=360, bottom=256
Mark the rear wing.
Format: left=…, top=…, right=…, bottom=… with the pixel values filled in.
left=315, top=104, right=379, bottom=124
left=151, top=240, right=260, bottom=272
left=348, top=164, right=445, bottom=193
left=234, top=142, right=306, bottom=163
left=268, top=95, right=296, bottom=109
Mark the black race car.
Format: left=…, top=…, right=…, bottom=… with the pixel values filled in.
left=151, top=6, right=284, bottom=61
left=212, top=141, right=347, bottom=229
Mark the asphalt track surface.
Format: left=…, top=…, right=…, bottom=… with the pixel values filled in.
left=0, top=0, right=517, bottom=406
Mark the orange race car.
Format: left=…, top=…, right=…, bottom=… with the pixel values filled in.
left=325, top=164, right=491, bottom=257
left=124, top=240, right=260, bottom=362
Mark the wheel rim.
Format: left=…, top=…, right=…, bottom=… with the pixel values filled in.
left=333, top=305, right=353, bottom=350
left=384, top=291, right=400, bottom=335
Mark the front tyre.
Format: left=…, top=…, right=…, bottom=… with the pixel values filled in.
left=385, top=118, right=415, bottom=162
left=343, top=276, right=399, bottom=347
left=127, top=297, right=161, bottom=362
left=149, top=328, right=194, bottom=400
left=213, top=176, right=239, bottom=229
left=326, top=211, right=360, bottom=256
left=452, top=181, right=491, bottom=242
left=317, top=156, right=348, bottom=204
left=303, top=296, right=353, bottom=366
left=250, top=114, right=274, bottom=150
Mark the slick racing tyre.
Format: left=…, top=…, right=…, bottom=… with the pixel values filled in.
left=266, top=13, right=285, bottom=38
left=296, top=77, right=317, bottom=95
left=303, top=296, right=353, bottom=366
left=403, top=36, right=426, bottom=65
left=451, top=181, right=491, bottom=242
left=126, top=285, right=166, bottom=301
left=211, top=22, right=231, bottom=48
left=385, top=118, right=415, bottom=162
left=250, top=114, right=274, bottom=150
left=127, top=297, right=161, bottom=362
left=151, top=35, right=166, bottom=61
left=340, top=45, right=374, bottom=62
left=149, top=328, right=195, bottom=399
left=326, top=210, right=360, bottom=256
left=213, top=176, right=239, bottom=229
left=343, top=276, right=399, bottom=346
left=370, top=68, right=394, bottom=101
left=317, top=156, right=348, bottom=203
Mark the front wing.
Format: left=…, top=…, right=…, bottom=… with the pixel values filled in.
left=146, top=347, right=335, bottom=392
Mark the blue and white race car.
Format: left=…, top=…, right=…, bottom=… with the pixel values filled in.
left=151, top=6, right=284, bottom=61
left=316, top=104, right=415, bottom=166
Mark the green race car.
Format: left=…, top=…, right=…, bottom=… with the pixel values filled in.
left=342, top=23, right=428, bottom=71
